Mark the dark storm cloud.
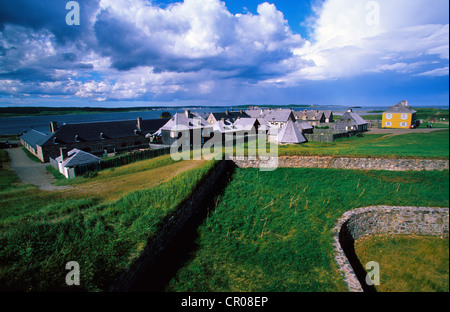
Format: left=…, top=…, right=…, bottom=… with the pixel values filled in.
left=0, top=0, right=100, bottom=44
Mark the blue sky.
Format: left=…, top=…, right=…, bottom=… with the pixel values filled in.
left=0, top=0, right=448, bottom=108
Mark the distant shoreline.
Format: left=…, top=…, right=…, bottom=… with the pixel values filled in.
left=0, top=105, right=313, bottom=118
left=1, top=104, right=448, bottom=118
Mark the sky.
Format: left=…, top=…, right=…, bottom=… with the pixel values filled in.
left=0, top=0, right=448, bottom=108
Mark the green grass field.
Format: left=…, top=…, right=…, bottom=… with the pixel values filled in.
left=277, top=130, right=449, bottom=159
left=0, top=151, right=217, bottom=291
left=167, top=168, right=449, bottom=292
left=355, top=235, right=449, bottom=292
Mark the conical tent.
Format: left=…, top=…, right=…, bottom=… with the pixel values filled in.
left=277, top=119, right=307, bottom=144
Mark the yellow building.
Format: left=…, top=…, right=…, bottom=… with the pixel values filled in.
left=382, top=100, right=417, bottom=129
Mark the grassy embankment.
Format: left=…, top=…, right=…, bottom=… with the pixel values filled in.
left=0, top=149, right=217, bottom=291
left=355, top=235, right=449, bottom=292
left=167, top=167, right=449, bottom=292
left=277, top=130, right=449, bottom=159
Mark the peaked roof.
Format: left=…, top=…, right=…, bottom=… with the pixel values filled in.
left=212, top=119, right=234, bottom=133
left=160, top=111, right=212, bottom=131
left=322, top=110, right=333, bottom=119
left=385, top=102, right=417, bottom=114
left=55, top=149, right=102, bottom=168
left=233, top=117, right=260, bottom=131
left=210, top=111, right=250, bottom=123
left=338, top=111, right=369, bottom=126
left=245, top=109, right=264, bottom=118
left=20, top=129, right=49, bottom=148
left=263, top=109, right=294, bottom=122
left=277, top=120, right=307, bottom=144
left=293, top=109, right=325, bottom=120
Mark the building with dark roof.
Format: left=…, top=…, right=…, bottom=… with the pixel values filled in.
left=159, top=110, right=213, bottom=147
left=19, top=129, right=50, bottom=161
left=206, top=110, right=249, bottom=125
left=334, top=109, right=369, bottom=132
left=20, top=118, right=168, bottom=162
left=293, top=109, right=326, bottom=126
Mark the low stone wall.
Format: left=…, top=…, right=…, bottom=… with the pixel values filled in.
left=231, top=155, right=449, bottom=171
left=333, top=206, right=449, bottom=292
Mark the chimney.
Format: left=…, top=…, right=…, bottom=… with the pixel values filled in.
left=185, top=110, right=190, bottom=118
left=137, top=117, right=143, bottom=131
left=225, top=110, right=229, bottom=115
left=239, top=110, right=243, bottom=114
left=49, top=121, right=58, bottom=133
left=60, top=147, right=68, bottom=162
left=348, top=108, right=353, bottom=112
left=401, top=100, right=408, bottom=106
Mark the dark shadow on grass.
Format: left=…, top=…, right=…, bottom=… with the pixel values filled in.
left=108, top=160, right=236, bottom=292
left=339, top=221, right=377, bottom=292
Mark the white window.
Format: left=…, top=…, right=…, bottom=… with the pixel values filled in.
left=400, top=122, right=407, bottom=127
left=385, top=121, right=392, bottom=127
left=401, top=113, right=408, bottom=120
left=385, top=113, right=392, bottom=119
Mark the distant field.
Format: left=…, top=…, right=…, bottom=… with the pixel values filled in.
left=167, top=168, right=449, bottom=292
left=355, top=235, right=449, bottom=292
left=277, top=130, right=449, bottom=159
left=0, top=151, right=216, bottom=291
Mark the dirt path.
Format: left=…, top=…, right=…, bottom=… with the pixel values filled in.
left=5, top=147, right=69, bottom=191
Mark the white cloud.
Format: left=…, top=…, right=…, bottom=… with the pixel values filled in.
left=1, top=0, right=448, bottom=102
left=274, top=0, right=449, bottom=84
left=415, top=66, right=449, bottom=77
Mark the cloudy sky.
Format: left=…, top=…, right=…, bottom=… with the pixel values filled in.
left=0, top=0, right=448, bottom=107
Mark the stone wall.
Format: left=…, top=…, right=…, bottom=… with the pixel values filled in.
left=231, top=155, right=449, bottom=171
left=333, top=206, right=449, bottom=292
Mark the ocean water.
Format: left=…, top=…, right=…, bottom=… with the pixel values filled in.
left=0, top=108, right=223, bottom=135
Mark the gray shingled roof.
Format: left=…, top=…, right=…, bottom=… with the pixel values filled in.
left=55, top=149, right=102, bottom=168
left=245, top=109, right=294, bottom=122
left=233, top=118, right=259, bottom=131
left=160, top=111, right=212, bottom=131
left=337, top=112, right=369, bottom=126
left=245, top=109, right=264, bottom=118
left=210, top=111, right=250, bottom=123
left=263, top=109, right=294, bottom=122
left=293, top=109, right=325, bottom=120
left=20, top=129, right=49, bottom=148
left=295, top=120, right=313, bottom=131
left=385, top=103, right=417, bottom=114
left=277, top=120, right=307, bottom=144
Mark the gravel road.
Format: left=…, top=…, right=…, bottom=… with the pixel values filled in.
left=6, top=147, right=69, bottom=191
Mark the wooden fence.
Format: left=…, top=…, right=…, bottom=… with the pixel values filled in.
left=99, top=147, right=171, bottom=170
left=304, top=129, right=359, bottom=142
